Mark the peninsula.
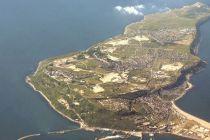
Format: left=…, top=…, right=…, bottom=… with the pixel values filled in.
left=27, top=2, right=210, bottom=139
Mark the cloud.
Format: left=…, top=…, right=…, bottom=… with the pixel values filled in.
left=158, top=7, right=171, bottom=12
left=115, top=4, right=171, bottom=16
left=115, top=6, right=122, bottom=11
left=115, top=5, right=145, bottom=16
left=123, top=6, right=142, bottom=15
left=150, top=4, right=171, bottom=12
left=135, top=5, right=145, bottom=10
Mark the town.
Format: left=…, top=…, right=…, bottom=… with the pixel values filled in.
left=27, top=2, right=210, bottom=140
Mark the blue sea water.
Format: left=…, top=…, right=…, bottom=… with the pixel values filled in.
left=176, top=7, right=210, bottom=125
left=0, top=0, right=209, bottom=139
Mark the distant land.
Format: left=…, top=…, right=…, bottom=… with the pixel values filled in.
left=27, top=2, right=210, bottom=139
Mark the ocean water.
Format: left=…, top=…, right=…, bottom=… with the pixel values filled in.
left=176, top=12, right=210, bottom=123
left=0, top=0, right=209, bottom=139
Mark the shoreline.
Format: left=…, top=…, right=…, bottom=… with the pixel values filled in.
left=172, top=102, right=210, bottom=130
left=25, top=76, right=143, bottom=139
left=23, top=62, right=210, bottom=140
left=22, top=4, right=210, bottom=140
left=171, top=76, right=210, bottom=139
left=26, top=76, right=84, bottom=127
left=170, top=16, right=210, bottom=139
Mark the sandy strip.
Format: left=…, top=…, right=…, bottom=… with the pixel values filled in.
left=173, top=76, right=210, bottom=130
left=172, top=102, right=210, bottom=130
left=171, top=76, right=210, bottom=139
left=172, top=102, right=210, bottom=140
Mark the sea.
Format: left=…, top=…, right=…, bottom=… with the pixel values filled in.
left=0, top=0, right=210, bottom=139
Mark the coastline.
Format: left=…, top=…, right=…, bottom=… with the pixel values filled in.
left=172, top=100, right=210, bottom=140
left=172, top=102, right=210, bottom=129
left=25, top=76, right=143, bottom=139
left=21, top=61, right=205, bottom=138
left=26, top=76, right=84, bottom=127
left=22, top=4, right=210, bottom=140
left=23, top=45, right=210, bottom=140
left=171, top=77, right=210, bottom=139
left=170, top=16, right=210, bottom=139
